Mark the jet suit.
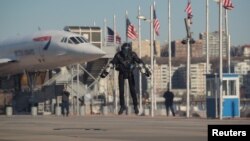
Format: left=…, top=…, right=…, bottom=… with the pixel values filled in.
left=100, top=43, right=151, bottom=115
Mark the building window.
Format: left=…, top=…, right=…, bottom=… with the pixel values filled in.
left=92, top=32, right=101, bottom=42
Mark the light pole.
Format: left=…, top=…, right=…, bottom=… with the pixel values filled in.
left=219, top=0, right=223, bottom=120
left=137, top=5, right=154, bottom=117
left=137, top=5, right=143, bottom=114
left=137, top=11, right=153, bottom=115
left=206, top=0, right=210, bottom=74
left=168, top=0, right=172, bottom=90
left=182, top=18, right=195, bottom=118
left=150, top=5, right=154, bottom=117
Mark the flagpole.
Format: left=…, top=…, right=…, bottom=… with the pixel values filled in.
left=183, top=17, right=191, bottom=118
left=228, top=34, right=231, bottom=73
left=219, top=0, right=223, bottom=120
left=206, top=0, right=210, bottom=74
left=104, top=18, right=107, bottom=47
left=150, top=5, right=154, bottom=117
left=125, top=10, right=130, bottom=114
left=168, top=0, right=172, bottom=90
left=126, top=10, right=128, bottom=42
left=206, top=0, right=211, bottom=118
left=184, top=0, right=194, bottom=119
left=224, top=9, right=230, bottom=121
left=186, top=31, right=190, bottom=118
left=153, top=1, right=157, bottom=111
left=225, top=9, right=230, bottom=73
left=113, top=14, right=116, bottom=45
left=225, top=10, right=229, bottom=35
left=112, top=15, right=119, bottom=114
left=138, top=5, right=143, bottom=112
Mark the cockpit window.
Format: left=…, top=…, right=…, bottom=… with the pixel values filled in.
left=65, top=36, right=88, bottom=45
left=68, top=39, right=73, bottom=44
left=61, top=37, right=67, bottom=43
left=80, top=37, right=88, bottom=43
left=69, top=37, right=80, bottom=44
left=63, top=37, right=67, bottom=43
left=76, top=37, right=84, bottom=43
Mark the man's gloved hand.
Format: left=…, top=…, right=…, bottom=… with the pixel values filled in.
left=100, top=70, right=109, bottom=78
left=100, top=63, right=113, bottom=78
left=138, top=64, right=151, bottom=77
left=144, top=67, right=151, bottom=77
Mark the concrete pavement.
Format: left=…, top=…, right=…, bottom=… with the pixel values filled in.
left=0, top=115, right=249, bottom=141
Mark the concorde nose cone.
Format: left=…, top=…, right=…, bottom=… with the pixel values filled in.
left=93, top=46, right=106, bottom=57
left=89, top=44, right=106, bottom=56
left=83, top=44, right=106, bottom=62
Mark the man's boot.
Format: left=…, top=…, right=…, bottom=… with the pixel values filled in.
left=134, top=106, right=139, bottom=115
left=118, top=106, right=127, bottom=115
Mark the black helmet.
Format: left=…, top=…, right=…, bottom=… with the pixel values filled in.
left=121, top=43, right=132, bottom=56
left=121, top=42, right=132, bottom=55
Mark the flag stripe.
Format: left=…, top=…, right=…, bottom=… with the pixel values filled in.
left=127, top=18, right=138, bottom=40
left=223, top=0, right=234, bottom=10
left=185, top=1, right=193, bottom=19
left=107, top=27, right=121, bottom=44
left=153, top=8, right=160, bottom=36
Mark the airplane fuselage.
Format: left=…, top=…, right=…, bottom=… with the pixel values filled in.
left=0, top=30, right=106, bottom=76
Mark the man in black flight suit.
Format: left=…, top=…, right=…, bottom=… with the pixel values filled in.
left=100, top=42, right=151, bottom=115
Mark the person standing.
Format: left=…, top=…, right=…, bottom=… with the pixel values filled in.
left=62, top=86, right=70, bottom=116
left=163, top=88, right=175, bottom=116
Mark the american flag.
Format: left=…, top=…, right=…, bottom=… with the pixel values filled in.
left=126, top=18, right=137, bottom=40
left=223, top=0, right=234, bottom=10
left=107, top=27, right=121, bottom=44
left=185, top=0, right=193, bottom=19
left=153, top=8, right=160, bottom=36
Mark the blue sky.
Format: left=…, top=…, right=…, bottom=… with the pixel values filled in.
left=0, top=0, right=249, bottom=46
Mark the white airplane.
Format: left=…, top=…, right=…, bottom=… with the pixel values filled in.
left=0, top=30, right=106, bottom=76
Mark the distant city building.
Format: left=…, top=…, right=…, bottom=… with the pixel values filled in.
left=199, top=31, right=228, bottom=58
left=231, top=46, right=243, bottom=57
left=233, top=59, right=250, bottom=98
left=171, top=39, right=203, bottom=58
left=242, top=45, right=250, bottom=57
left=233, top=59, right=250, bottom=85
left=191, top=40, right=203, bottom=58
left=64, top=26, right=102, bottom=48
left=146, top=63, right=178, bottom=95
left=172, top=64, right=186, bottom=89
left=172, top=40, right=186, bottom=58
left=144, top=61, right=210, bottom=97
left=190, top=63, right=210, bottom=96
left=172, top=62, right=209, bottom=97
left=242, top=73, right=250, bottom=98
left=131, top=40, right=161, bottom=57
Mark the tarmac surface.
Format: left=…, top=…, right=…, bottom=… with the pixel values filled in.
left=0, top=115, right=249, bottom=141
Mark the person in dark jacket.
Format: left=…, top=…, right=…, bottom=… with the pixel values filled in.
left=100, top=42, right=151, bottom=115
left=62, top=86, right=70, bottom=116
left=163, top=88, right=175, bottom=116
